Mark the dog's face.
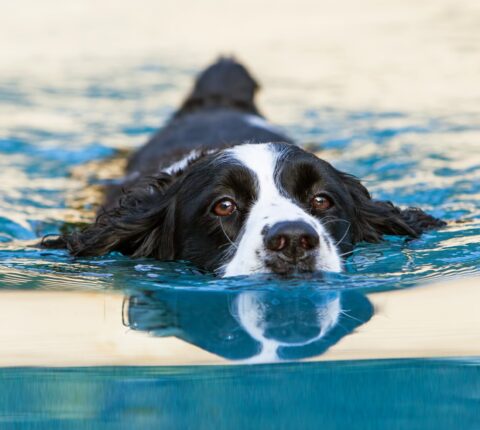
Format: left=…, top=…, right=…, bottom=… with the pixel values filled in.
left=172, top=143, right=354, bottom=276
left=60, top=142, right=444, bottom=276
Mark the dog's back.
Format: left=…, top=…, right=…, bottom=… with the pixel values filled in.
left=127, top=58, right=291, bottom=175
left=104, top=58, right=291, bottom=208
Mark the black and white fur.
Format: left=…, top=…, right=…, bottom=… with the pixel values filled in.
left=44, top=58, right=445, bottom=277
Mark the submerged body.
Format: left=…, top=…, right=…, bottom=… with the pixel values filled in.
left=44, top=58, right=445, bottom=276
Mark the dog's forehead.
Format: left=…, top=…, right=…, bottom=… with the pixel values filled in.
left=226, top=143, right=281, bottom=175
left=176, top=145, right=260, bottom=199
left=224, top=143, right=333, bottom=183
left=180, top=143, right=337, bottom=195
left=181, top=143, right=280, bottom=186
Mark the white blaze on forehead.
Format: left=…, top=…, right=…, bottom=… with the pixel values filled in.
left=222, top=143, right=342, bottom=277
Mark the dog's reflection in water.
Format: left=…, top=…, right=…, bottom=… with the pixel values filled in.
left=125, top=287, right=373, bottom=362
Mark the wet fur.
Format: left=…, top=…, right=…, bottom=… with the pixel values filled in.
left=42, top=58, right=446, bottom=274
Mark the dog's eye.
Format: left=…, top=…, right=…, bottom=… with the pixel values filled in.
left=212, top=198, right=237, bottom=216
left=311, top=194, right=333, bottom=211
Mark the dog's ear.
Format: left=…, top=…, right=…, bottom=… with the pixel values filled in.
left=43, top=173, right=178, bottom=259
left=338, top=171, right=446, bottom=244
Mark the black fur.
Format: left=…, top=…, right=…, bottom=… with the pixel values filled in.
left=335, top=171, right=446, bottom=243
left=44, top=150, right=259, bottom=273
left=44, top=173, right=177, bottom=258
left=175, top=57, right=260, bottom=117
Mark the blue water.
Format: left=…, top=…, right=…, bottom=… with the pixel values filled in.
left=2, top=360, right=480, bottom=430
left=1, top=58, right=480, bottom=428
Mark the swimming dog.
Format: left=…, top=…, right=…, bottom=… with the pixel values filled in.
left=43, top=58, right=445, bottom=277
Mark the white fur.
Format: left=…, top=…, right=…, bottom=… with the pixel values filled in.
left=222, top=143, right=342, bottom=277
left=162, top=149, right=201, bottom=175
left=235, top=291, right=341, bottom=363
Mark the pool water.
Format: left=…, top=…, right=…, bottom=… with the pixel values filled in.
left=1, top=61, right=479, bottom=292
left=1, top=0, right=480, bottom=427
left=2, top=359, right=480, bottom=430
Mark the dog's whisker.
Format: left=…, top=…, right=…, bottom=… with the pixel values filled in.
left=321, top=217, right=351, bottom=227
left=219, top=218, right=238, bottom=250
left=335, top=223, right=351, bottom=247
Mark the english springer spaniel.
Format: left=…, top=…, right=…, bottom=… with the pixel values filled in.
left=44, top=58, right=445, bottom=277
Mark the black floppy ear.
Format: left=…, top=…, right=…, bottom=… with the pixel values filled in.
left=42, top=173, right=178, bottom=259
left=338, top=172, right=446, bottom=244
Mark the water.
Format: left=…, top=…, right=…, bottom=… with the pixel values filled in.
left=2, top=359, right=480, bottom=430
left=1, top=0, right=480, bottom=427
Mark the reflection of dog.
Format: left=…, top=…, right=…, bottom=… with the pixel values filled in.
left=45, top=58, right=444, bottom=276
left=126, top=287, right=373, bottom=362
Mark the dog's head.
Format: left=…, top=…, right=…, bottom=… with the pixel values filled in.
left=54, top=143, right=445, bottom=277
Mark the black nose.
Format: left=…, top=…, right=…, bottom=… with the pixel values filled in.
left=264, top=221, right=320, bottom=260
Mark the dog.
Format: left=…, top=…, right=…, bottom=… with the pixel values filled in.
left=43, top=58, right=445, bottom=277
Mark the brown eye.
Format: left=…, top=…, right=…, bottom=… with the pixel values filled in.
left=212, top=198, right=237, bottom=216
left=311, top=194, right=333, bottom=211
